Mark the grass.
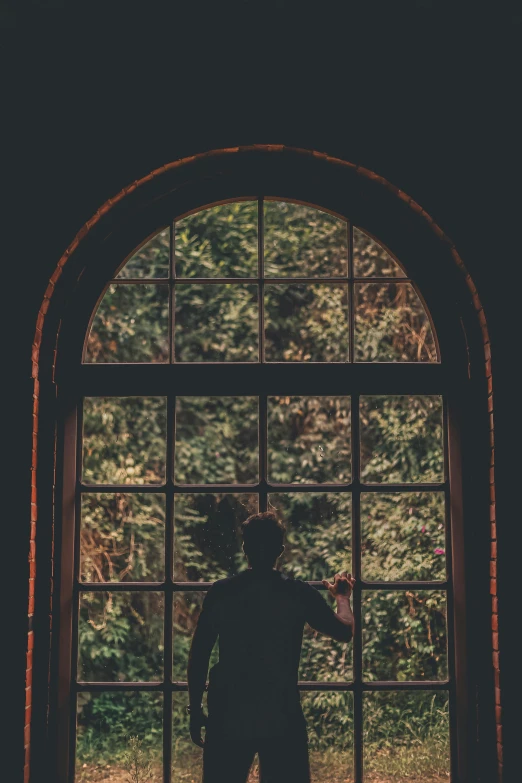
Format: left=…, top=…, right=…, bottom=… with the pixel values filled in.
left=76, top=741, right=450, bottom=782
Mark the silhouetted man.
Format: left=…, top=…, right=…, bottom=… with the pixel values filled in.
left=187, top=511, right=355, bottom=782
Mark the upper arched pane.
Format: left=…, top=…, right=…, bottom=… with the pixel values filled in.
left=353, top=227, right=406, bottom=278
left=175, top=201, right=258, bottom=278
left=264, top=201, right=348, bottom=277
left=116, top=229, right=170, bottom=279
left=84, top=199, right=438, bottom=363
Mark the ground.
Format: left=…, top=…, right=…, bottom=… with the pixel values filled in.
left=77, top=746, right=450, bottom=782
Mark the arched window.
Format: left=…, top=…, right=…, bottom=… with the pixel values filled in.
left=57, top=195, right=466, bottom=783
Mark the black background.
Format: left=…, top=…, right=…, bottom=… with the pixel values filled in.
left=5, top=2, right=521, bottom=780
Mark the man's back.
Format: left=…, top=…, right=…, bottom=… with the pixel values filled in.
left=197, top=568, right=351, bottom=738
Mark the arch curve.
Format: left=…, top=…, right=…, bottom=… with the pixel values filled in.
left=26, top=146, right=500, bottom=783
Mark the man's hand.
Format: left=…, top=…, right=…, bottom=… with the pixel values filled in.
left=189, top=708, right=207, bottom=748
left=322, top=571, right=356, bottom=599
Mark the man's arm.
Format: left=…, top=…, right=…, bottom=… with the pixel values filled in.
left=305, top=572, right=355, bottom=643
left=187, top=590, right=218, bottom=747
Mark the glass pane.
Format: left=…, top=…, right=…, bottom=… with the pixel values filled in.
left=83, top=397, right=167, bottom=485
left=353, top=226, right=406, bottom=278
left=175, top=396, right=258, bottom=484
left=264, top=201, right=348, bottom=277
left=355, top=282, right=437, bottom=362
left=360, top=396, right=444, bottom=484
left=174, top=493, right=258, bottom=581
left=268, top=493, right=351, bottom=580
left=363, top=691, right=450, bottom=782
left=300, top=604, right=353, bottom=682
left=78, top=591, right=164, bottom=681
left=173, top=592, right=219, bottom=681
left=265, top=284, right=349, bottom=361
left=175, top=284, right=258, bottom=361
left=270, top=492, right=353, bottom=683
left=362, top=591, right=448, bottom=681
left=117, top=229, right=170, bottom=278
left=175, top=201, right=258, bottom=278
left=85, top=284, right=169, bottom=363
left=80, top=493, right=165, bottom=582
left=173, top=692, right=207, bottom=782
left=76, top=692, right=163, bottom=781
left=268, top=396, right=351, bottom=484
left=361, top=492, right=446, bottom=582
left=301, top=691, right=354, bottom=782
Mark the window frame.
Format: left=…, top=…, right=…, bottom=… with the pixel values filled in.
left=56, top=196, right=469, bottom=783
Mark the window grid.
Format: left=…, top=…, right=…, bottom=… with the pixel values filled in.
left=90, top=196, right=437, bottom=366
left=73, top=394, right=452, bottom=783
left=68, top=197, right=454, bottom=782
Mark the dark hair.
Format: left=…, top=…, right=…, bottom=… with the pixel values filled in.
left=241, top=511, right=285, bottom=568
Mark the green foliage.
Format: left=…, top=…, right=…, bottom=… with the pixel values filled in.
left=118, top=230, right=170, bottom=279
left=265, top=283, right=349, bottom=361
left=80, top=494, right=165, bottom=582
left=175, top=202, right=258, bottom=278
left=123, top=736, right=154, bottom=783
left=264, top=202, right=347, bottom=277
left=268, top=396, right=351, bottom=484
left=175, top=284, right=258, bottom=361
left=83, top=397, right=166, bottom=485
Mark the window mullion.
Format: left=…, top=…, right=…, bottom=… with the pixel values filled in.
left=348, top=222, right=354, bottom=365
left=351, top=392, right=363, bottom=783
left=258, top=196, right=265, bottom=364
left=163, top=391, right=175, bottom=783
left=169, top=220, right=175, bottom=365
left=259, top=393, right=268, bottom=512
left=443, top=396, right=460, bottom=782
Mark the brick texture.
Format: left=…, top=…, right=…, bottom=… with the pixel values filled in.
left=25, top=146, right=501, bottom=782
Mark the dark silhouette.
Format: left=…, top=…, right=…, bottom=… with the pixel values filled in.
left=187, top=511, right=355, bottom=782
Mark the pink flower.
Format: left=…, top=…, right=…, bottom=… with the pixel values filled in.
left=434, top=547, right=445, bottom=555
left=421, top=526, right=426, bottom=533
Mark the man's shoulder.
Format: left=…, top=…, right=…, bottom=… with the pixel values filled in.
left=207, top=572, right=250, bottom=595
left=208, top=571, right=315, bottom=597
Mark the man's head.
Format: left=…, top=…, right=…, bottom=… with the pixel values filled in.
left=241, top=511, right=285, bottom=570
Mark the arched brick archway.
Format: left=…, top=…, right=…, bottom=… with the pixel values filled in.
left=25, top=146, right=501, bottom=782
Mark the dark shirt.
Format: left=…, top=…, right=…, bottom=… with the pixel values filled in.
left=192, top=568, right=350, bottom=738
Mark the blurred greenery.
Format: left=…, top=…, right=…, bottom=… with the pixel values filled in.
left=352, top=226, right=406, bottom=278
left=86, top=200, right=436, bottom=365
left=117, top=229, right=170, bottom=279
left=77, top=202, right=449, bottom=781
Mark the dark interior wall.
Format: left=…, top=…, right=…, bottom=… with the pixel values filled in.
left=7, top=3, right=520, bottom=780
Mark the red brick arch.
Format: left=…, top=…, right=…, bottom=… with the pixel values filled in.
left=25, top=145, right=501, bottom=782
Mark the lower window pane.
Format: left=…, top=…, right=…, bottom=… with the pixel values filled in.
left=173, top=692, right=211, bottom=781
left=76, top=691, right=163, bottom=781
left=175, top=396, right=259, bottom=484
left=78, top=592, right=164, bottom=682
left=174, top=494, right=258, bottom=581
left=173, top=592, right=219, bottom=681
left=82, top=396, right=167, bottom=485
left=362, top=591, right=448, bottom=681
left=361, top=492, right=446, bottom=582
left=300, top=615, right=353, bottom=682
left=80, top=493, right=165, bottom=582
left=363, top=691, right=450, bottom=782
left=268, top=493, right=351, bottom=580
left=268, top=396, right=351, bottom=484
left=360, top=395, right=444, bottom=484
left=301, top=691, right=354, bottom=782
